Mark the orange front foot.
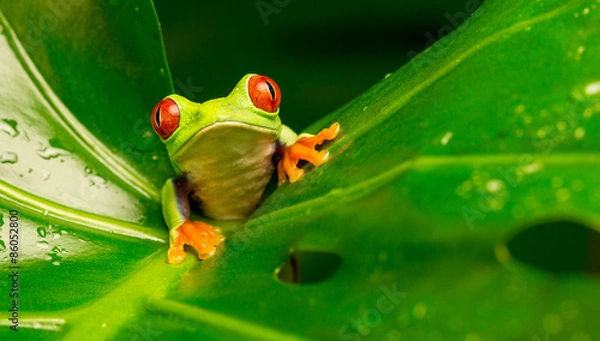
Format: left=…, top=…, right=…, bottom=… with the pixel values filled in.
left=278, top=122, right=341, bottom=185
left=167, top=220, right=225, bottom=264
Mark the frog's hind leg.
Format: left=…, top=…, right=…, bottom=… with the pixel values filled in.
left=162, top=177, right=225, bottom=264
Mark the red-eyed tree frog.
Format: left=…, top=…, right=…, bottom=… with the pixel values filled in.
left=151, top=74, right=340, bottom=264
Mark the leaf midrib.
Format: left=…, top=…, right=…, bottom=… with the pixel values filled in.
left=250, top=152, right=600, bottom=231
left=0, top=10, right=160, bottom=202
left=0, top=179, right=166, bottom=242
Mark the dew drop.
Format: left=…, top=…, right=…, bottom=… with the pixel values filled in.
left=574, top=127, right=585, bottom=140
left=84, top=166, right=93, bottom=174
left=384, top=73, right=392, bottom=79
left=0, top=119, right=18, bottom=137
left=151, top=155, right=158, bottom=160
left=485, top=179, right=505, bottom=193
left=0, top=151, right=18, bottom=164
left=412, top=302, right=427, bottom=319
left=536, top=127, right=547, bottom=139
left=543, top=313, right=563, bottom=334
left=42, top=209, right=49, bottom=216
left=41, top=169, right=51, bottom=181
left=514, top=104, right=525, bottom=114
left=440, top=131, right=453, bottom=146
left=584, top=81, right=600, bottom=96
left=514, top=128, right=524, bottom=137
left=556, top=121, right=568, bottom=131
left=37, top=240, right=49, bottom=249
left=556, top=188, right=571, bottom=202
left=90, top=175, right=107, bottom=185
left=37, top=227, right=47, bottom=238
left=37, top=146, right=69, bottom=160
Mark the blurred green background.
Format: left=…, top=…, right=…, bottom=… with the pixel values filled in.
left=154, top=0, right=481, bottom=131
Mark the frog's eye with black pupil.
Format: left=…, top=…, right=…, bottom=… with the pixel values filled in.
left=248, top=75, right=281, bottom=113
left=151, top=98, right=180, bottom=139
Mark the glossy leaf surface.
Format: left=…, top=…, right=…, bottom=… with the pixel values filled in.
left=0, top=0, right=599, bottom=340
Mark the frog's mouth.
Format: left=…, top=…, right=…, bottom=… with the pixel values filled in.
left=172, top=121, right=279, bottom=160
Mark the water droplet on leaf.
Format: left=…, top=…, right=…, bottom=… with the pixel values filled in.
left=37, top=227, right=47, bottom=238
left=37, top=240, right=49, bottom=249
left=0, top=119, right=18, bottom=137
left=0, top=151, right=18, bottom=164
left=41, top=169, right=51, bottom=181
left=37, top=145, right=69, bottom=160
left=574, top=127, right=585, bottom=140
left=440, top=131, right=453, bottom=146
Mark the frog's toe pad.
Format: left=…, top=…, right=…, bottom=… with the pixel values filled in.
left=277, top=122, right=340, bottom=185
left=167, top=220, right=225, bottom=264
left=298, top=122, right=341, bottom=148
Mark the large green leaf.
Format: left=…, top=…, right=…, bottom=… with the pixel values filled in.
left=1, top=0, right=599, bottom=340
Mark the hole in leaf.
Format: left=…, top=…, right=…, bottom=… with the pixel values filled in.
left=506, top=220, right=600, bottom=275
left=276, top=250, right=341, bottom=284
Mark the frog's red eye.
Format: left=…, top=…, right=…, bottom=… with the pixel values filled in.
left=247, top=75, right=281, bottom=113
left=151, top=98, right=180, bottom=139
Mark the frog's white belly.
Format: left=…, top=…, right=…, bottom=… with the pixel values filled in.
left=173, top=122, right=278, bottom=220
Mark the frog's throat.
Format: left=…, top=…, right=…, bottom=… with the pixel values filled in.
left=169, top=121, right=280, bottom=169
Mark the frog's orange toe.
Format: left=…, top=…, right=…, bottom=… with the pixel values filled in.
left=277, top=122, right=340, bottom=185
left=167, top=220, right=225, bottom=263
left=297, top=122, right=341, bottom=148
left=167, top=246, right=186, bottom=264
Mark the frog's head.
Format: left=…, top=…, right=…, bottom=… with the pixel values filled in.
left=151, top=74, right=283, bottom=157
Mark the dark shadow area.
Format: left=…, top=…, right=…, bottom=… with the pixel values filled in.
left=507, top=220, right=600, bottom=275
left=277, top=250, right=342, bottom=284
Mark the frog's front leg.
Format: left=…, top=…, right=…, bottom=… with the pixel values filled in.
left=277, top=122, right=341, bottom=185
left=161, top=177, right=225, bottom=264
